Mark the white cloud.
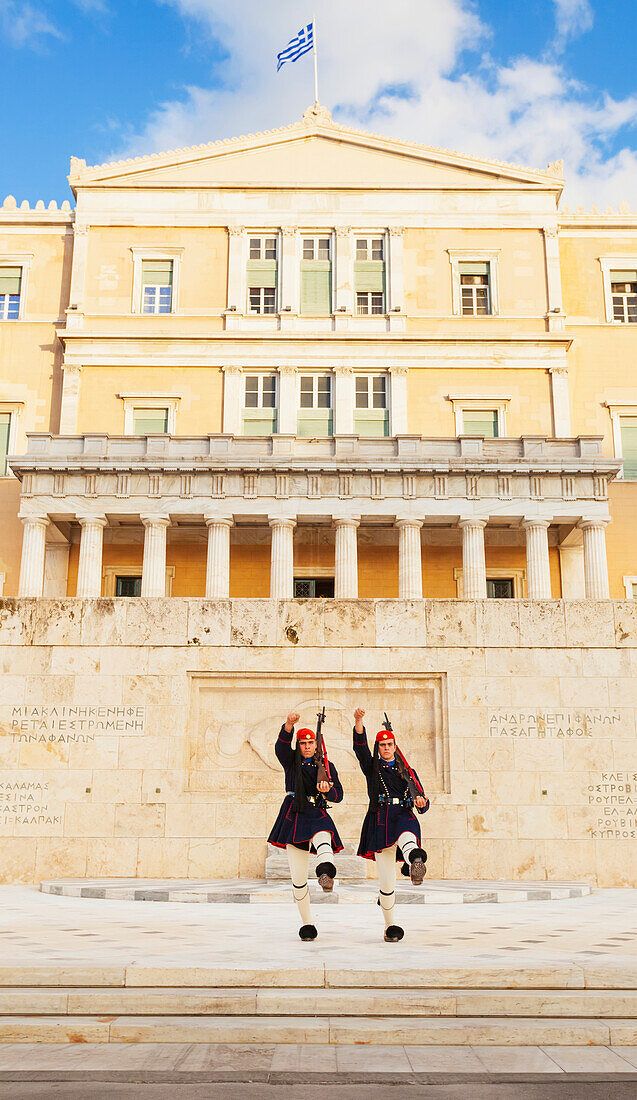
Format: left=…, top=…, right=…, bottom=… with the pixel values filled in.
left=553, top=0, right=594, bottom=52
left=113, top=0, right=637, bottom=208
left=0, top=0, right=62, bottom=48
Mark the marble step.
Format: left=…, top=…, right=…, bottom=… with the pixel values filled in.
left=0, top=963, right=634, bottom=989
left=0, top=1014, right=635, bottom=1045
left=265, top=854, right=366, bottom=883
left=1, top=987, right=637, bottom=1018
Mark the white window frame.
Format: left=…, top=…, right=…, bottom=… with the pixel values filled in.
left=599, top=256, right=637, bottom=323
left=356, top=291, right=385, bottom=316
left=102, top=564, right=174, bottom=597
left=131, top=247, right=183, bottom=315
left=355, top=237, right=385, bottom=261
left=248, top=235, right=278, bottom=261
left=448, top=395, right=511, bottom=436
left=454, top=566, right=526, bottom=598
left=607, top=403, right=637, bottom=479
left=118, top=394, right=181, bottom=434
left=355, top=373, right=388, bottom=411
left=0, top=256, right=33, bottom=321
left=447, top=250, right=500, bottom=317
left=243, top=372, right=278, bottom=410
left=622, top=575, right=637, bottom=599
left=302, top=236, right=331, bottom=261
left=248, top=286, right=277, bottom=315
left=0, top=402, right=24, bottom=478
left=298, top=373, right=333, bottom=411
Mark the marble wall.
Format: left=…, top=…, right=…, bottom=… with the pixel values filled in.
left=0, top=597, right=635, bottom=886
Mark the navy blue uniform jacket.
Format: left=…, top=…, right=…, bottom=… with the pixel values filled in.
left=267, top=725, right=344, bottom=852
left=354, top=725, right=424, bottom=861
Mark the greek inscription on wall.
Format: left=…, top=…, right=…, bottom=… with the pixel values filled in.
left=587, top=771, right=637, bottom=840
left=488, top=710, right=622, bottom=738
left=2, top=705, right=146, bottom=744
left=0, top=780, right=61, bottom=827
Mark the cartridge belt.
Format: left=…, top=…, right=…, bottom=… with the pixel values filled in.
left=378, top=794, right=413, bottom=808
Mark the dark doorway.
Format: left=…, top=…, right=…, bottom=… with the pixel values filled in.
left=293, top=577, right=335, bottom=598
left=116, top=576, right=142, bottom=597
left=486, top=578, right=514, bottom=598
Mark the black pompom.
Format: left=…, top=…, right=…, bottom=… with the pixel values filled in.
left=299, top=924, right=318, bottom=941
left=384, top=925, right=404, bottom=942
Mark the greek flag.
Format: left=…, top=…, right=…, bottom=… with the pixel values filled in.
left=277, top=23, right=314, bottom=72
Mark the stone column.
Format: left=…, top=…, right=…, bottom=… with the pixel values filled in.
left=396, top=518, right=423, bottom=599
left=387, top=226, right=405, bottom=311
left=579, top=518, right=611, bottom=599
left=226, top=226, right=246, bottom=311
left=522, top=518, right=552, bottom=599
left=269, top=517, right=296, bottom=599
left=140, top=515, right=171, bottom=597
left=221, top=365, right=243, bottom=435
left=76, top=514, right=108, bottom=598
left=18, top=515, right=50, bottom=597
left=389, top=365, right=409, bottom=435
left=549, top=366, right=571, bottom=436
left=334, top=227, right=354, bottom=316
left=543, top=225, right=565, bottom=332
left=334, top=365, right=355, bottom=435
left=205, top=515, right=233, bottom=598
left=280, top=226, right=300, bottom=315
left=278, top=365, right=298, bottom=435
left=458, top=518, right=487, bottom=598
left=334, top=517, right=360, bottom=598
left=59, top=363, right=82, bottom=434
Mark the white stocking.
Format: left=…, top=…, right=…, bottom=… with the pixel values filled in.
left=376, top=844, right=398, bottom=929
left=397, top=831, right=419, bottom=862
left=312, top=830, right=333, bottom=864
left=286, top=844, right=312, bottom=926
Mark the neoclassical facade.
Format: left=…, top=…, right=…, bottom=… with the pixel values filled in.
left=1, top=103, right=636, bottom=603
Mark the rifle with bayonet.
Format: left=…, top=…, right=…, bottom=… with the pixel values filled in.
left=315, top=706, right=331, bottom=787
left=383, top=711, right=429, bottom=814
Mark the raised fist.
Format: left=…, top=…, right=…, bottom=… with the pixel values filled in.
left=354, top=707, right=366, bottom=721
left=285, top=711, right=301, bottom=731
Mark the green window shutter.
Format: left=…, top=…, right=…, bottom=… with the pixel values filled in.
left=459, top=262, right=489, bottom=276
left=247, top=260, right=277, bottom=288
left=621, top=417, right=637, bottom=478
left=241, top=410, right=278, bottom=436
left=611, top=270, right=637, bottom=282
left=297, top=410, right=333, bottom=437
left=462, top=410, right=498, bottom=438
left=354, top=410, right=389, bottom=437
left=0, top=413, right=10, bottom=476
left=0, top=267, right=22, bottom=294
left=133, top=408, right=169, bottom=434
left=354, top=261, right=385, bottom=293
left=141, top=260, right=173, bottom=285
left=300, top=263, right=331, bottom=315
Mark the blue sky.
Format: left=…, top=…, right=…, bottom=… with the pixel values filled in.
left=1, top=0, right=636, bottom=206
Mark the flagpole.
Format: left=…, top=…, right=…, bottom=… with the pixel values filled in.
left=312, top=11, right=319, bottom=104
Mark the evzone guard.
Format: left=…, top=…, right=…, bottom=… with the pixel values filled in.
left=353, top=707, right=430, bottom=941
left=268, top=707, right=344, bottom=941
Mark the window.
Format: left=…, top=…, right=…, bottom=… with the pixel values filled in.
left=356, top=292, right=385, bottom=315
left=242, top=374, right=278, bottom=435
left=487, top=578, right=514, bottom=598
left=611, top=272, right=637, bottom=323
left=462, top=409, right=499, bottom=438
left=623, top=576, right=637, bottom=599
left=298, top=374, right=333, bottom=436
left=620, top=416, right=637, bottom=478
left=0, top=413, right=10, bottom=475
left=354, top=375, right=389, bottom=437
left=133, top=407, right=169, bottom=434
left=141, top=260, right=173, bottom=314
left=0, top=267, right=21, bottom=320
left=249, top=237, right=277, bottom=260
left=356, top=238, right=384, bottom=261
left=116, top=576, right=142, bottom=597
left=459, top=262, right=491, bottom=315
left=301, top=237, right=332, bottom=315
left=249, top=287, right=277, bottom=314
left=355, top=236, right=385, bottom=314
left=294, top=577, right=335, bottom=598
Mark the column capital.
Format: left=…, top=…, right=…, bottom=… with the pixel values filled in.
left=281, top=225, right=299, bottom=237
left=335, top=225, right=353, bottom=237
left=19, top=513, right=49, bottom=529
left=389, top=364, right=409, bottom=376
left=62, top=362, right=83, bottom=375
left=227, top=225, right=245, bottom=237
left=268, top=515, right=296, bottom=529
left=204, top=514, right=234, bottom=528
left=388, top=225, right=405, bottom=237
left=578, top=517, right=611, bottom=531
left=333, top=515, right=360, bottom=528
left=521, top=516, right=551, bottom=530
left=76, top=514, right=108, bottom=528
left=278, top=364, right=299, bottom=377
left=221, top=364, right=243, bottom=376
left=140, top=514, right=171, bottom=529
left=395, top=517, right=424, bottom=529
left=458, top=517, right=487, bottom=530
left=333, top=363, right=354, bottom=375
left=548, top=365, right=568, bottom=376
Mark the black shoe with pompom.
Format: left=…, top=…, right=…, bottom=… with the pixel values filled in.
left=384, top=925, right=404, bottom=942
left=299, top=924, right=318, bottom=941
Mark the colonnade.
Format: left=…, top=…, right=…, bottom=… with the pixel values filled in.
left=17, top=511, right=612, bottom=600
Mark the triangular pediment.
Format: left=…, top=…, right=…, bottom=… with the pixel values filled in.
left=69, top=107, right=563, bottom=192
